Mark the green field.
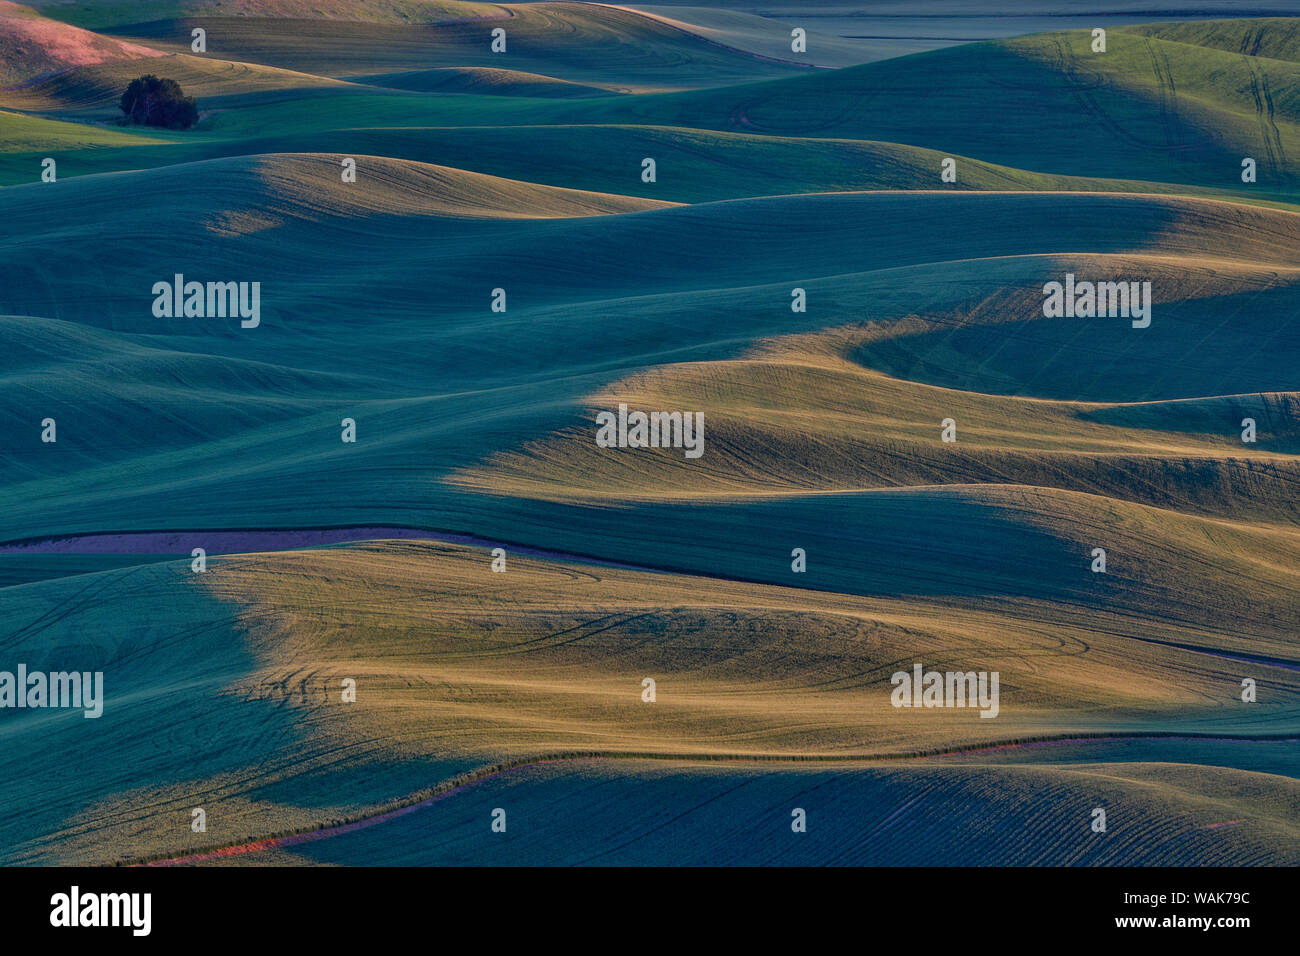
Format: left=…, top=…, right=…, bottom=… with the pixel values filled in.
left=0, top=0, right=1296, bottom=866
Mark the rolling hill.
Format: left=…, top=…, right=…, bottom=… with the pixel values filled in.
left=0, top=2, right=1296, bottom=867
left=1, top=538, right=1295, bottom=864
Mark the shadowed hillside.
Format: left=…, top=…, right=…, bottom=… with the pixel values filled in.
left=1, top=540, right=1295, bottom=864
left=0, top=3, right=1296, bottom=867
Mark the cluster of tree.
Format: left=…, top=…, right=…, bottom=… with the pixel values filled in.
left=119, top=75, right=199, bottom=130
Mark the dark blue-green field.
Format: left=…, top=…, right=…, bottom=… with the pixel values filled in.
left=0, top=0, right=1297, bottom=866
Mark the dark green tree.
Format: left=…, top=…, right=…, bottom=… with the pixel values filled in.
left=119, top=75, right=199, bottom=130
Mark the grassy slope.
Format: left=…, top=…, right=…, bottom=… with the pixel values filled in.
left=456, top=328, right=1300, bottom=522
left=0, top=108, right=172, bottom=150
left=1, top=177, right=1296, bottom=538
left=1131, top=18, right=1300, bottom=63
left=257, top=758, right=1300, bottom=866
left=345, top=65, right=619, bottom=97
left=0, top=0, right=166, bottom=87
left=619, top=4, right=879, bottom=69
left=0, top=53, right=349, bottom=112
left=1, top=10, right=1298, bottom=867
left=100, top=3, right=806, bottom=88
left=17, top=111, right=1295, bottom=205
left=10, top=15, right=1300, bottom=205
left=1, top=540, right=1294, bottom=864
left=558, top=25, right=1300, bottom=192
left=23, top=0, right=506, bottom=30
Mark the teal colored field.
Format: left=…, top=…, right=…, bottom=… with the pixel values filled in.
left=230, top=756, right=1300, bottom=866
left=0, top=0, right=1297, bottom=866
